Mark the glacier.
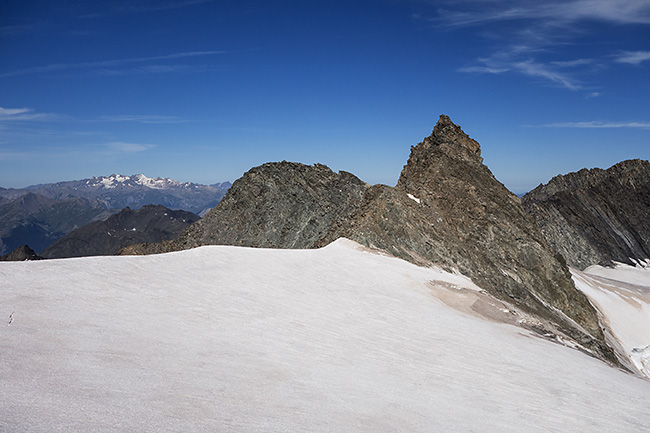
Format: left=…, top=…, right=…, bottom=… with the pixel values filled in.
left=1, top=239, right=649, bottom=432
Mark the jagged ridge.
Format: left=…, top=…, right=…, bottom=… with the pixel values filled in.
left=122, top=115, right=617, bottom=365
left=522, top=159, right=650, bottom=270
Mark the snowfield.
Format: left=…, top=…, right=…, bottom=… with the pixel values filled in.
left=2, top=239, right=650, bottom=432
left=572, top=261, right=650, bottom=378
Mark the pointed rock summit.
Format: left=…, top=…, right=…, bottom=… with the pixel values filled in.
left=415, top=114, right=481, bottom=161
left=123, top=115, right=617, bottom=365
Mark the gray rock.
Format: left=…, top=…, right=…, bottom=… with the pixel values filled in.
left=122, top=115, right=617, bottom=365
left=522, top=159, right=650, bottom=270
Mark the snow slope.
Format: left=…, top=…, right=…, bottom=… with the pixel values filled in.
left=572, top=261, right=650, bottom=378
left=2, top=239, right=650, bottom=432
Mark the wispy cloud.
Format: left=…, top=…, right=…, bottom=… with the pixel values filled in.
left=540, top=121, right=650, bottom=129
left=426, top=0, right=650, bottom=91
left=104, top=141, right=156, bottom=153
left=513, top=59, right=581, bottom=90
left=78, top=0, right=214, bottom=18
left=0, top=107, right=56, bottom=121
left=459, top=52, right=583, bottom=90
left=96, top=114, right=190, bottom=124
left=615, top=50, right=650, bottom=65
left=0, top=51, right=226, bottom=79
left=435, top=0, right=650, bottom=27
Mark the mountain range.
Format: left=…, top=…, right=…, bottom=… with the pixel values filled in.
left=0, top=174, right=230, bottom=254
left=0, top=174, right=231, bottom=215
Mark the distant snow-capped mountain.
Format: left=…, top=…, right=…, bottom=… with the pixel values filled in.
left=2, top=174, right=231, bottom=215
left=81, top=173, right=213, bottom=191
left=0, top=174, right=230, bottom=254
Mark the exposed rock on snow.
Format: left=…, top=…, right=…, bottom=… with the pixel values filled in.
left=123, top=115, right=615, bottom=365
left=572, top=261, right=650, bottom=378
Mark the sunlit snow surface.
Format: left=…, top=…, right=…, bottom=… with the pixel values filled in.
left=2, top=239, right=650, bottom=432
left=572, top=261, right=650, bottom=378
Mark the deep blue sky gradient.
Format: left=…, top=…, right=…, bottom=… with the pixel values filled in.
left=1, top=0, right=649, bottom=193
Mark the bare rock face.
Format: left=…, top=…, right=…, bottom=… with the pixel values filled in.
left=318, top=115, right=610, bottom=361
left=522, top=159, right=650, bottom=270
left=122, top=115, right=616, bottom=364
left=120, top=163, right=369, bottom=254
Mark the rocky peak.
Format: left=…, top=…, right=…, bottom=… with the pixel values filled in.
left=0, top=245, right=42, bottom=261
left=122, top=117, right=619, bottom=365
left=422, top=115, right=481, bottom=159
left=398, top=115, right=485, bottom=196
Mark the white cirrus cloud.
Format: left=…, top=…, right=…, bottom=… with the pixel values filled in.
left=541, top=121, right=650, bottom=129
left=459, top=55, right=582, bottom=90
left=615, top=51, right=650, bottom=65
left=97, top=114, right=189, bottom=124
left=435, top=0, right=650, bottom=27
left=0, top=106, right=55, bottom=121
left=104, top=141, right=156, bottom=153
left=428, top=0, right=650, bottom=92
left=0, top=51, right=226, bottom=79
left=0, top=107, right=31, bottom=116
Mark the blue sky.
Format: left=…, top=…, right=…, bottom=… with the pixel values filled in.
left=1, top=0, right=649, bottom=193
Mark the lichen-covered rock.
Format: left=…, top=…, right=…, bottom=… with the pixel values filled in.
left=522, top=159, right=650, bottom=270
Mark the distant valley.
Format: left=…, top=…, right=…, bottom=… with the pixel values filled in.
left=0, top=174, right=230, bottom=255
left=40, top=205, right=200, bottom=259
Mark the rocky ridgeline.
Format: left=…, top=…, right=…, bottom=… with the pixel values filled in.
left=522, top=159, right=650, bottom=270
left=42, top=205, right=199, bottom=259
left=122, top=115, right=618, bottom=364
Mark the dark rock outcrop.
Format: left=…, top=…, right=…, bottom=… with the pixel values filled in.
left=522, top=159, right=650, bottom=270
left=42, top=205, right=199, bottom=259
left=0, top=245, right=42, bottom=261
left=122, top=115, right=616, bottom=364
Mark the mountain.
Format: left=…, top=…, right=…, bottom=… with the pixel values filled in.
left=0, top=174, right=230, bottom=255
left=122, top=115, right=615, bottom=365
left=3, top=240, right=650, bottom=431
left=0, top=193, right=115, bottom=254
left=0, top=174, right=231, bottom=216
left=522, top=159, right=650, bottom=270
left=40, top=205, right=200, bottom=259
left=0, top=244, right=42, bottom=261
